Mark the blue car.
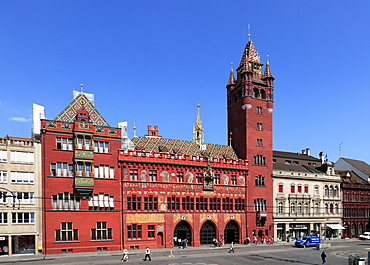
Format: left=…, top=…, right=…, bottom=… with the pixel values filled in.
left=294, top=236, right=321, bottom=248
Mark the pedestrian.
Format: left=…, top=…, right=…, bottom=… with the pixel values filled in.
left=143, top=247, right=151, bottom=261
left=184, top=238, right=188, bottom=249
left=213, top=238, right=218, bottom=247
left=253, top=236, right=257, bottom=246
left=246, top=236, right=250, bottom=245
left=121, top=247, right=129, bottom=262
left=321, top=251, right=327, bottom=265
left=218, top=237, right=224, bottom=247
left=228, top=242, right=235, bottom=253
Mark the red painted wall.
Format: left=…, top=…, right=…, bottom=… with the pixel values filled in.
left=41, top=120, right=123, bottom=254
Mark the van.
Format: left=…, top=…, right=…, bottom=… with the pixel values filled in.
left=294, top=236, right=321, bottom=248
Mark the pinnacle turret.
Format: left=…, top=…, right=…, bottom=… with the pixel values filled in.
left=263, top=61, right=273, bottom=79
left=227, top=68, right=235, bottom=86
left=193, top=103, right=204, bottom=147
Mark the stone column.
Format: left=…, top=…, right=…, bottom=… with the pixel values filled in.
left=7, top=235, right=12, bottom=256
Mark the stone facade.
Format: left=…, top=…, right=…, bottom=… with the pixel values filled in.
left=0, top=136, right=42, bottom=256
left=272, top=150, right=342, bottom=242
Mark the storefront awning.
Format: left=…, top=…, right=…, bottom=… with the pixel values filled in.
left=326, top=224, right=345, bottom=230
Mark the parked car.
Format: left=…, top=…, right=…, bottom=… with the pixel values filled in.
left=294, top=236, right=321, bottom=248
left=359, top=232, right=370, bottom=240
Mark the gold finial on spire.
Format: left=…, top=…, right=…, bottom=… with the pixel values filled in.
left=266, top=55, right=269, bottom=63
left=248, top=24, right=251, bottom=41
left=193, top=103, right=204, bottom=146
left=80, top=84, right=84, bottom=93
left=133, top=120, right=137, bottom=138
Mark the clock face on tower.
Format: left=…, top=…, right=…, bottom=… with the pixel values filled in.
left=203, top=166, right=214, bottom=190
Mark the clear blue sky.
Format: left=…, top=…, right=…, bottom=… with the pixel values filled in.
left=1, top=1, right=370, bottom=163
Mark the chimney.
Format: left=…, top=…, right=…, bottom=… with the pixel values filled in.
left=319, top=151, right=325, bottom=164
left=145, top=125, right=161, bottom=138
left=306, top=148, right=310, bottom=156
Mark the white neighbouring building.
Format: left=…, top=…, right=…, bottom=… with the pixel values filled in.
left=272, top=150, right=343, bottom=242
left=0, top=136, right=42, bottom=256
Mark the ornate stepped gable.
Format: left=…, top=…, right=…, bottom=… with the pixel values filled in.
left=132, top=137, right=238, bottom=159
left=54, top=93, right=110, bottom=126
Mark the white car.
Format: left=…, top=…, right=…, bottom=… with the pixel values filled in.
left=359, top=232, right=370, bottom=240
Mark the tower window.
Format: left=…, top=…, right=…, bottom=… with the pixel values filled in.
left=256, top=107, right=262, bottom=114
left=234, top=110, right=239, bottom=116
left=234, top=126, right=239, bottom=132
left=257, top=139, right=263, bottom=146
left=260, top=90, right=266, bottom=99
left=256, top=123, right=263, bottom=130
left=253, top=155, right=266, bottom=166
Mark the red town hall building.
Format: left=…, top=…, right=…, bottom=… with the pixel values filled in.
left=39, top=37, right=274, bottom=253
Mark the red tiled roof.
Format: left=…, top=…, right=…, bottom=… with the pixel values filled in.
left=132, top=137, right=238, bottom=159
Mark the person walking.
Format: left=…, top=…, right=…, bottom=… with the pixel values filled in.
left=228, top=242, right=235, bottom=253
left=143, top=247, right=151, bottom=261
left=121, top=247, right=129, bottom=262
left=321, top=251, right=327, bottom=265
left=253, top=236, right=257, bottom=246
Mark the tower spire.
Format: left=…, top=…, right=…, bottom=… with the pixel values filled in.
left=263, top=55, right=273, bottom=78
left=227, top=62, right=235, bottom=85
left=193, top=103, right=204, bottom=147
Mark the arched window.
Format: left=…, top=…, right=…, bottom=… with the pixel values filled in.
left=324, top=185, right=328, bottom=197
left=278, top=202, right=283, bottom=214
left=314, top=186, right=319, bottom=195
left=329, top=204, right=334, bottom=213
left=333, top=186, right=338, bottom=197
left=334, top=204, right=338, bottom=214
left=253, top=88, right=260, bottom=98
left=359, top=224, right=363, bottom=235
left=345, top=192, right=349, bottom=201
left=304, top=203, right=309, bottom=214
left=314, top=203, right=319, bottom=214
left=329, top=185, right=333, bottom=197
left=297, top=203, right=302, bottom=214
left=260, top=89, right=266, bottom=99
left=324, top=203, right=328, bottom=214
left=351, top=224, right=356, bottom=235
left=290, top=202, right=295, bottom=214
left=360, top=193, right=364, bottom=202
left=353, top=193, right=357, bottom=202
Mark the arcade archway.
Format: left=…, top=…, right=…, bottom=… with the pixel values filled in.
left=224, top=220, right=239, bottom=244
left=174, top=221, right=192, bottom=246
left=200, top=221, right=216, bottom=245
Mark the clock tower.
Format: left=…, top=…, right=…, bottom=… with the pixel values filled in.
left=226, top=36, right=274, bottom=238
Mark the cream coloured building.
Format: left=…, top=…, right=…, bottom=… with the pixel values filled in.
left=0, top=136, right=42, bottom=256
left=272, top=150, right=342, bottom=242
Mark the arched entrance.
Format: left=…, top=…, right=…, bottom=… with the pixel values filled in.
left=157, top=232, right=164, bottom=246
left=200, top=221, right=216, bottom=245
left=174, top=221, right=192, bottom=246
left=224, top=221, right=239, bottom=244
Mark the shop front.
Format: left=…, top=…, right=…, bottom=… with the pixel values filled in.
left=289, top=224, right=309, bottom=240
left=276, top=224, right=286, bottom=241
left=0, top=236, right=9, bottom=255
left=325, top=223, right=345, bottom=239
left=0, top=234, right=36, bottom=256
left=12, top=235, right=35, bottom=254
